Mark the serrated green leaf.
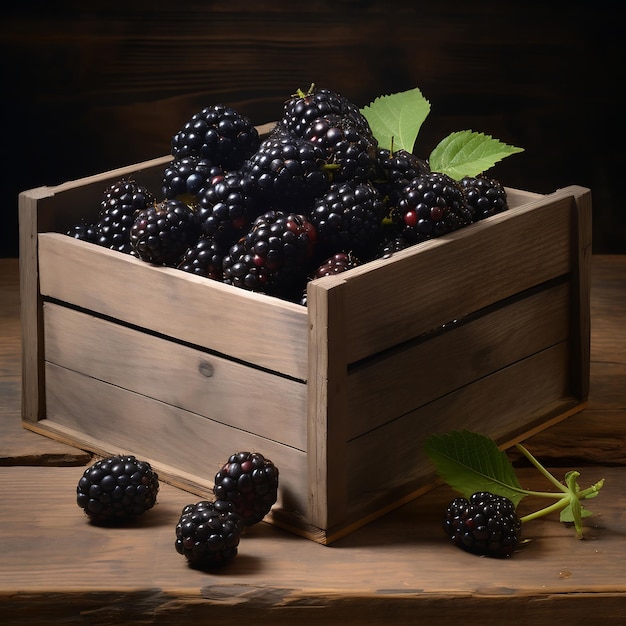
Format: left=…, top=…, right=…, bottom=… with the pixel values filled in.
left=429, top=130, right=524, bottom=179
left=360, top=87, right=431, bottom=153
left=424, top=430, right=525, bottom=507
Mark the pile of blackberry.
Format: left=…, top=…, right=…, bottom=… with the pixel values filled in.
left=64, top=85, right=512, bottom=305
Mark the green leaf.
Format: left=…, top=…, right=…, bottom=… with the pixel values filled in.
left=560, top=503, right=594, bottom=523
left=360, top=87, right=431, bottom=153
left=424, top=430, right=526, bottom=507
left=429, top=130, right=524, bottom=179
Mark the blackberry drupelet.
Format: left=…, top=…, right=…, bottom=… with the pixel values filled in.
left=175, top=500, right=244, bottom=568
left=196, top=169, right=261, bottom=247
left=222, top=210, right=317, bottom=300
left=171, top=104, right=260, bottom=170
left=76, top=455, right=159, bottom=524
left=394, top=171, right=473, bottom=244
left=178, top=235, right=226, bottom=281
left=242, top=131, right=330, bottom=210
left=308, top=179, right=386, bottom=261
left=213, top=451, right=279, bottom=526
left=94, top=179, right=155, bottom=254
left=443, top=491, right=521, bottom=558
left=161, top=155, right=224, bottom=202
left=302, top=113, right=379, bottom=184
left=130, top=199, right=200, bottom=266
left=459, top=174, right=509, bottom=221
left=280, top=84, right=372, bottom=138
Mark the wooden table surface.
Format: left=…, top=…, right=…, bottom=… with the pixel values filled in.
left=1, top=255, right=625, bottom=625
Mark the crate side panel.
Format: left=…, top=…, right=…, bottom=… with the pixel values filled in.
left=44, top=362, right=308, bottom=517
left=38, top=233, right=308, bottom=380
left=43, top=302, right=307, bottom=451
left=337, top=191, right=575, bottom=363
left=345, top=280, right=571, bottom=438
left=344, top=342, right=573, bottom=517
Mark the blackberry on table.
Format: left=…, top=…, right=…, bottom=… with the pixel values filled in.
left=175, top=499, right=244, bottom=568
left=171, top=104, right=260, bottom=171
left=196, top=169, right=261, bottom=247
left=302, top=113, right=379, bottom=184
left=76, top=454, right=159, bottom=524
left=213, top=451, right=279, bottom=526
left=177, top=235, right=226, bottom=281
left=459, top=174, right=509, bottom=221
left=242, top=131, right=330, bottom=210
left=443, top=491, right=521, bottom=558
left=307, top=179, right=386, bottom=261
left=94, top=178, right=155, bottom=254
left=222, top=210, right=317, bottom=300
left=130, top=199, right=200, bottom=266
left=394, top=171, right=473, bottom=244
left=161, top=155, right=224, bottom=203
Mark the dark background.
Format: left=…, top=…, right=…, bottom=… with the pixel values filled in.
left=1, top=1, right=623, bottom=257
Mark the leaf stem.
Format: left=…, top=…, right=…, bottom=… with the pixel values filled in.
left=520, top=497, right=570, bottom=523
left=514, top=443, right=568, bottom=492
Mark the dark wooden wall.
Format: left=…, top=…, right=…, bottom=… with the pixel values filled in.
left=1, top=1, right=623, bottom=256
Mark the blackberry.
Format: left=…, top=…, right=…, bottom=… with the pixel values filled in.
left=130, top=199, right=200, bottom=266
left=196, top=170, right=261, bottom=247
left=178, top=235, right=226, bottom=281
left=280, top=84, right=372, bottom=138
left=377, top=233, right=412, bottom=259
left=375, top=148, right=431, bottom=206
left=394, top=171, right=473, bottom=244
left=242, top=131, right=330, bottom=210
left=175, top=499, right=244, bottom=568
left=76, top=454, right=159, bottom=524
left=302, top=113, right=379, bottom=184
left=443, top=491, right=521, bottom=558
left=459, top=175, right=509, bottom=221
left=299, top=252, right=361, bottom=306
left=171, top=104, right=260, bottom=170
left=222, top=210, right=317, bottom=300
left=94, top=179, right=155, bottom=254
left=213, top=451, right=279, bottom=526
left=308, top=179, right=386, bottom=261
left=161, top=155, right=224, bottom=203
left=66, top=219, right=97, bottom=244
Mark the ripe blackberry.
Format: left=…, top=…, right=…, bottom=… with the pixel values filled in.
left=66, top=219, right=97, bottom=244
left=394, top=171, right=473, bottom=244
left=171, top=104, right=260, bottom=170
left=459, top=175, right=509, bottom=221
left=130, top=199, right=200, bottom=266
left=178, top=235, right=226, bottom=281
left=302, top=113, right=379, bottom=184
left=76, top=454, right=159, bottom=524
left=175, top=499, right=244, bottom=568
left=280, top=84, right=372, bottom=138
left=196, top=170, right=261, bottom=247
left=222, top=210, right=317, bottom=300
left=242, top=131, right=330, bottom=210
left=213, top=451, right=279, bottom=526
left=377, top=233, right=412, bottom=259
left=161, top=155, right=224, bottom=202
left=308, top=179, right=386, bottom=261
left=443, top=491, right=521, bottom=558
left=375, top=148, right=431, bottom=206
left=299, top=252, right=361, bottom=305
left=94, top=179, right=155, bottom=254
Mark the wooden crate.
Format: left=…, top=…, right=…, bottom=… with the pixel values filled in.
left=18, top=153, right=592, bottom=544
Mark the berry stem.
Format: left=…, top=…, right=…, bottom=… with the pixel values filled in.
left=515, top=443, right=568, bottom=492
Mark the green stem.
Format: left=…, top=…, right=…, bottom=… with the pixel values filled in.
left=520, top=497, right=570, bottom=523
left=515, top=443, right=568, bottom=492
